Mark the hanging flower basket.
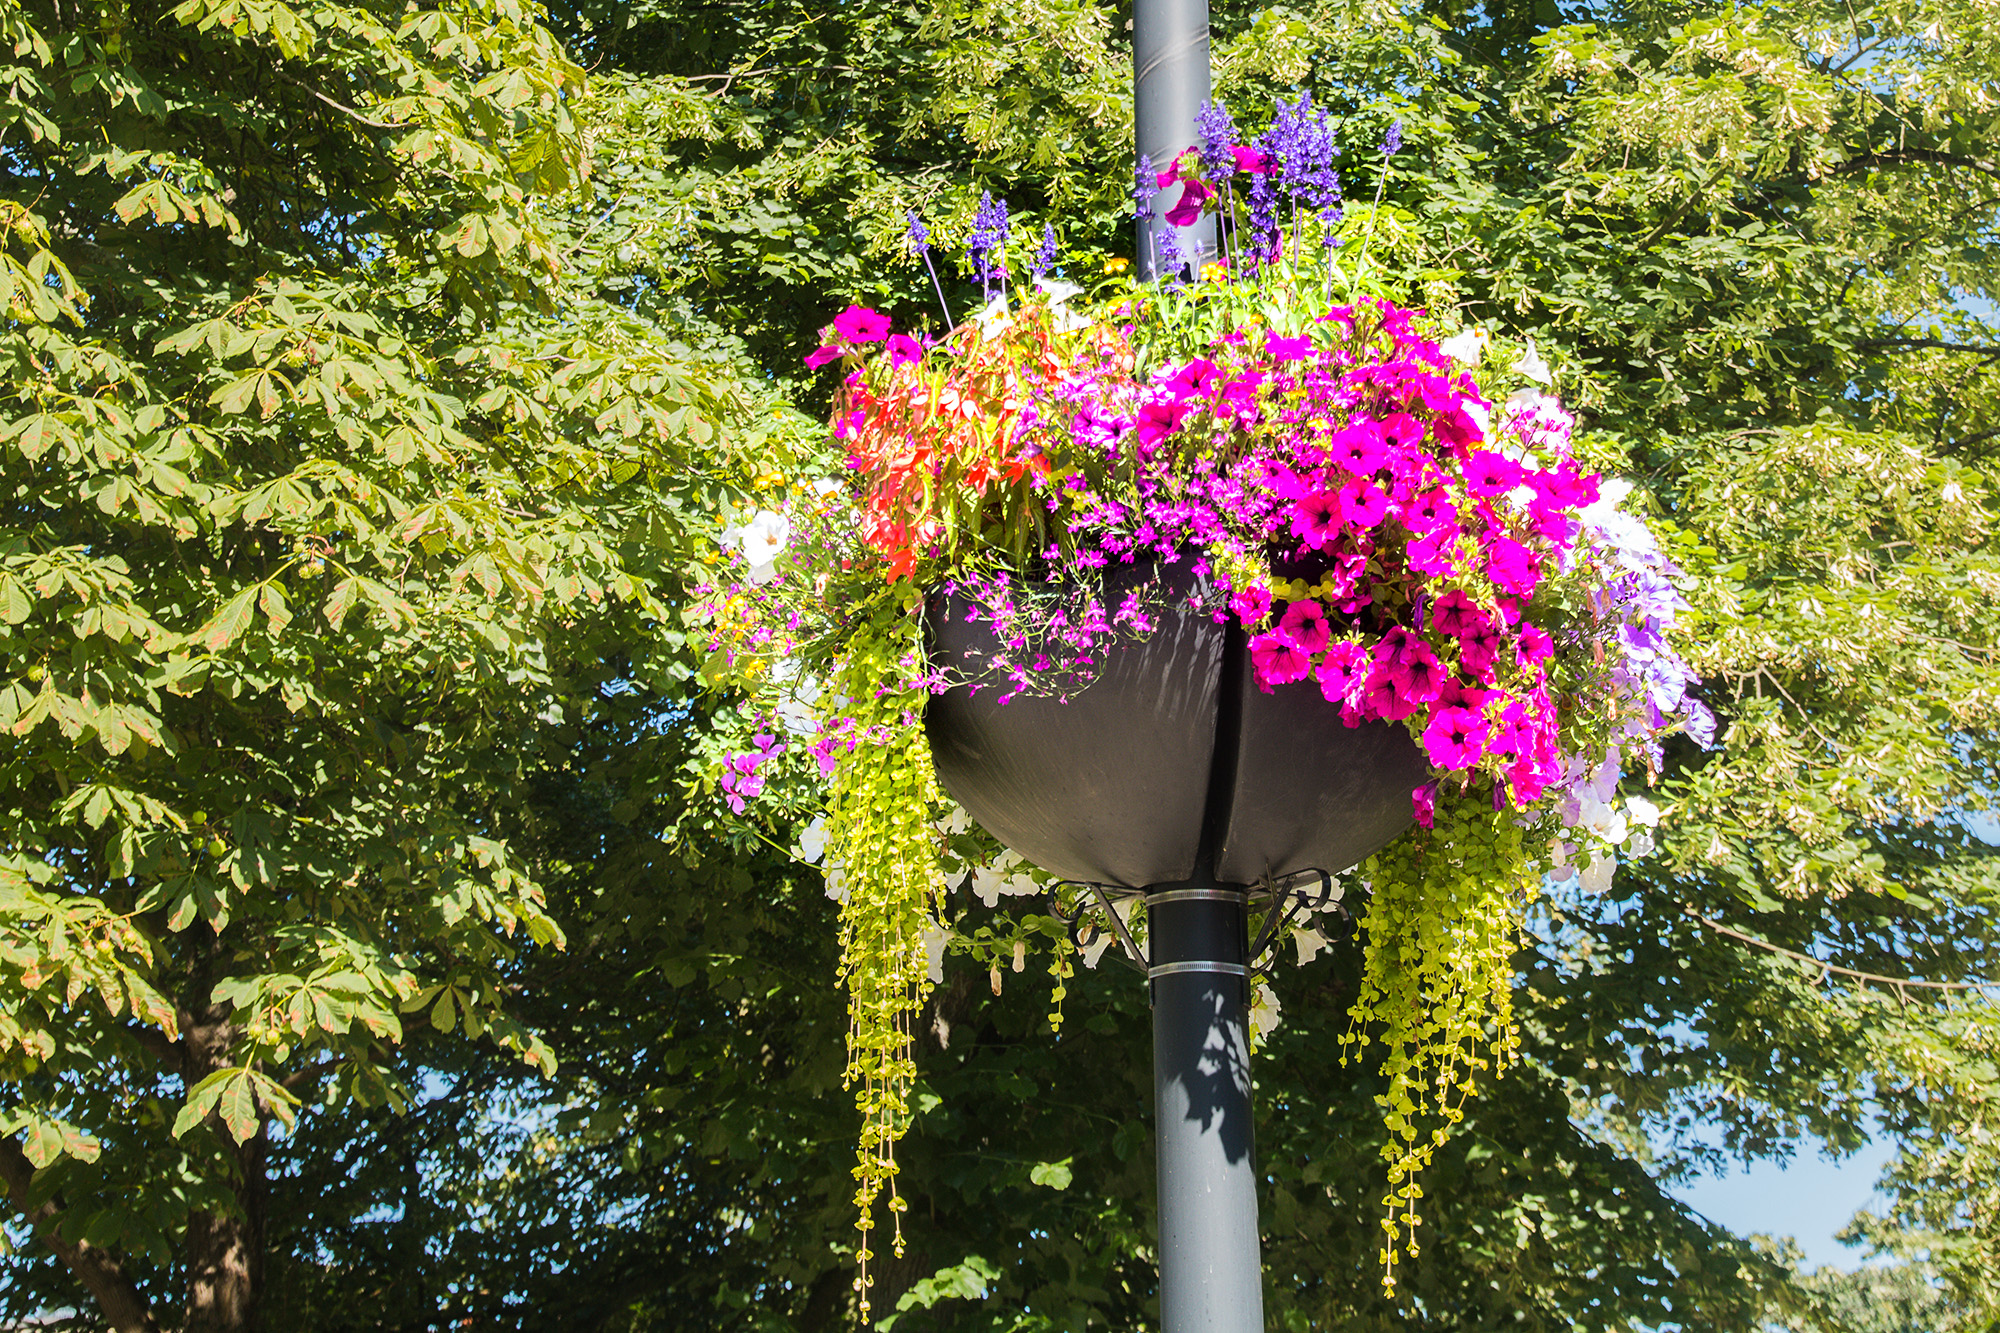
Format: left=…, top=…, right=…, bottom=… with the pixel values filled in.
left=697, top=96, right=1711, bottom=1303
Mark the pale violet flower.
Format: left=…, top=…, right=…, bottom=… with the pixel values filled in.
left=1511, top=338, right=1553, bottom=385
left=1438, top=326, right=1489, bottom=365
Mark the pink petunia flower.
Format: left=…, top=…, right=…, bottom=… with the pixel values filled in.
left=1319, top=639, right=1369, bottom=705
left=1337, top=479, right=1389, bottom=528
left=1430, top=590, right=1487, bottom=638
left=1516, top=622, right=1554, bottom=667
left=1404, top=487, right=1459, bottom=536
left=1486, top=537, right=1541, bottom=596
left=1421, top=705, right=1491, bottom=771
left=1328, top=421, right=1389, bottom=475
left=804, top=343, right=842, bottom=369
left=1249, top=630, right=1312, bottom=690
left=1292, top=490, right=1342, bottom=548
left=1464, top=449, right=1527, bottom=496
left=1279, top=600, right=1332, bottom=654
left=1230, top=145, right=1272, bottom=175
left=833, top=305, right=893, bottom=343
left=886, top=333, right=925, bottom=368
left=1411, top=783, right=1437, bottom=829
left=1265, top=332, right=1314, bottom=360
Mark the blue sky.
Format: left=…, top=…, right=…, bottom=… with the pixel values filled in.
left=1668, top=1129, right=1896, bottom=1270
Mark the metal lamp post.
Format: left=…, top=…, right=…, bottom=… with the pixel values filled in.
left=1135, top=4, right=1261, bottom=1327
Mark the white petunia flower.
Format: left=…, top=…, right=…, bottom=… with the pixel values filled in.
left=921, top=920, right=950, bottom=984
left=795, top=817, right=827, bottom=864
left=1080, top=930, right=1115, bottom=970
left=1438, top=326, right=1490, bottom=365
left=1035, top=277, right=1083, bottom=307
left=1293, top=925, right=1330, bottom=966
left=1511, top=338, right=1553, bottom=385
left=1579, top=852, right=1616, bottom=894
left=1249, top=981, right=1282, bottom=1041
left=1625, top=794, right=1662, bottom=828
left=975, top=294, right=1012, bottom=338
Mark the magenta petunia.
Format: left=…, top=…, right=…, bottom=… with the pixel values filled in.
left=1458, top=621, right=1504, bottom=682
left=1411, top=783, right=1437, bottom=829
left=1279, top=599, right=1332, bottom=653
left=1328, top=421, right=1389, bottom=475
left=804, top=343, right=842, bottom=369
left=1431, top=590, right=1487, bottom=638
left=1421, top=705, right=1491, bottom=771
left=1319, top=639, right=1369, bottom=704
left=833, top=305, right=893, bottom=343
left=1464, top=449, right=1527, bottom=496
left=1516, top=622, right=1554, bottom=667
left=1265, top=332, right=1314, bottom=361
left=1405, top=532, right=1459, bottom=577
left=1230, top=145, right=1272, bottom=175
left=887, top=333, right=925, bottom=367
left=1358, top=664, right=1418, bottom=721
left=1165, top=179, right=1213, bottom=227
left=1249, top=630, right=1312, bottom=689
left=1292, top=490, right=1342, bottom=548
left=1404, top=486, right=1458, bottom=536
left=1231, top=581, right=1273, bottom=627
left=1337, top=478, right=1389, bottom=528
left=1486, top=537, right=1541, bottom=596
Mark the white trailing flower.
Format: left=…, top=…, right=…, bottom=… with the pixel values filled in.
left=970, top=848, right=1040, bottom=907
left=795, top=816, right=828, bottom=864
left=921, top=919, right=950, bottom=984
left=1292, top=924, right=1330, bottom=966
left=1438, top=326, right=1490, bottom=365
left=1510, top=338, right=1553, bottom=385
left=1249, top=981, right=1282, bottom=1041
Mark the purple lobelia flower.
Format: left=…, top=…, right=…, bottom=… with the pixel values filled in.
left=1031, top=223, right=1058, bottom=279
left=1196, top=99, right=1239, bottom=180
left=967, top=191, right=1011, bottom=299
left=1133, top=154, right=1158, bottom=224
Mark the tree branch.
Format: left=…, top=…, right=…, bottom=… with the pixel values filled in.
left=1856, top=337, right=2000, bottom=358
left=0, top=1138, right=162, bottom=1333
left=1836, top=148, right=2000, bottom=186
left=1685, top=909, right=1998, bottom=1005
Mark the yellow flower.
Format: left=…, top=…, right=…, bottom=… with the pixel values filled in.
left=1103, top=256, right=1130, bottom=274
left=1201, top=261, right=1228, bottom=282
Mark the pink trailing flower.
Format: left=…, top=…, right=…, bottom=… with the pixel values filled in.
left=887, top=333, right=925, bottom=368
left=1430, top=590, right=1487, bottom=638
left=1411, top=782, right=1437, bottom=829
left=1319, top=639, right=1369, bottom=705
left=804, top=343, right=842, bottom=369
left=1337, top=479, right=1389, bottom=528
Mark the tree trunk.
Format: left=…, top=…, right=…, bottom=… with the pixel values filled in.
left=0, top=1137, right=162, bottom=1333
left=179, top=938, right=266, bottom=1333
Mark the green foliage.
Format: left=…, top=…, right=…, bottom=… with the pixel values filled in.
left=0, top=0, right=754, bottom=1322
left=1346, top=801, right=1541, bottom=1291
left=822, top=610, right=949, bottom=1315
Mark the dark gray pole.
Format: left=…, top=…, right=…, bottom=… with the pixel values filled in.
left=1132, top=0, right=1217, bottom=280
left=1143, top=611, right=1264, bottom=1332
left=1148, top=876, right=1265, bottom=1332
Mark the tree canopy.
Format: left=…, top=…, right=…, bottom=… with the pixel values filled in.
left=2, top=0, right=1996, bottom=1328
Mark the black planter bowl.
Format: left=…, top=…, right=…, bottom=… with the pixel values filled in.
left=923, top=557, right=1431, bottom=888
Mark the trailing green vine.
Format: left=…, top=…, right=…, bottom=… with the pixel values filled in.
left=1343, top=800, right=1543, bottom=1292
left=819, top=609, right=945, bottom=1316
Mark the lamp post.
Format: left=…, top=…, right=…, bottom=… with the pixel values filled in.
left=1133, top=0, right=1217, bottom=282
